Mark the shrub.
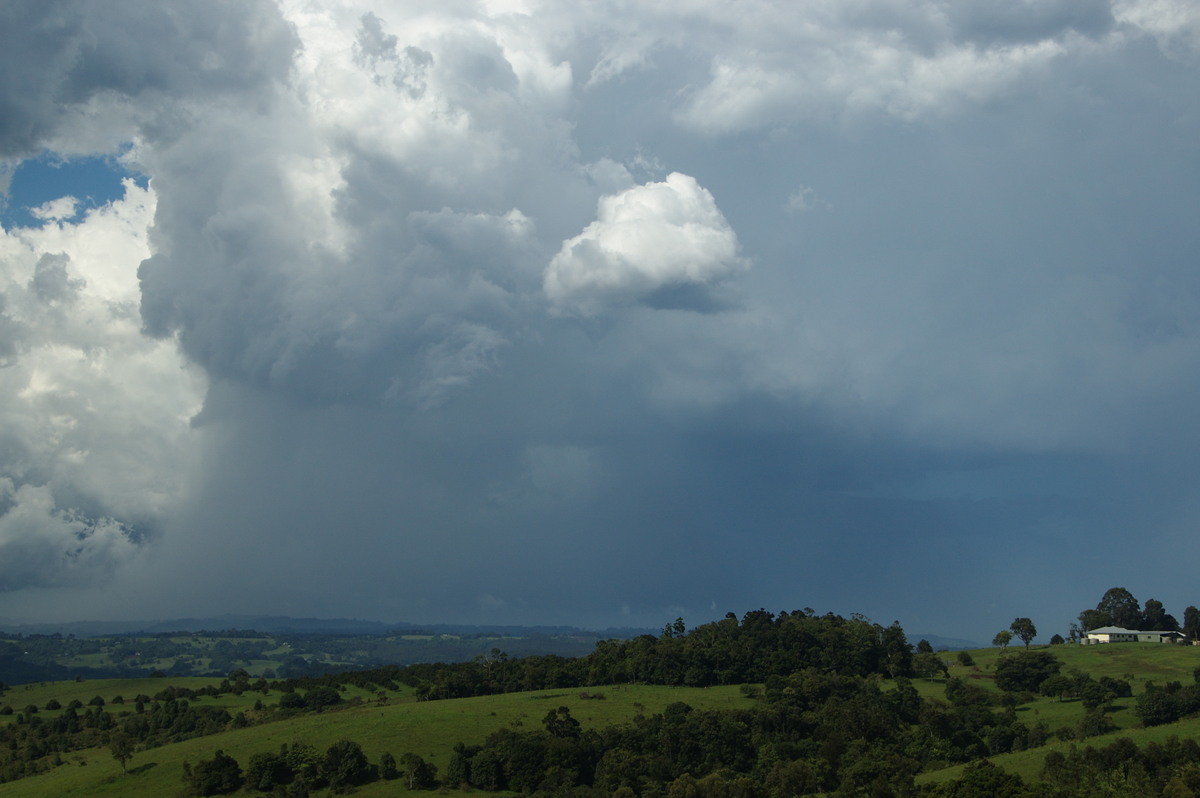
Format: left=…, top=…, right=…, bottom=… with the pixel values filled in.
left=323, top=740, right=370, bottom=792
left=245, top=751, right=292, bottom=792
left=994, top=651, right=1061, bottom=692
left=184, top=750, right=243, bottom=796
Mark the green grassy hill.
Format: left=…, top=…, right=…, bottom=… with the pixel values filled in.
left=914, top=642, right=1200, bottom=785
left=2, top=681, right=751, bottom=797
left=6, top=639, right=1200, bottom=796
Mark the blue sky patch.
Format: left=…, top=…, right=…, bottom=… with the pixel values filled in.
left=0, top=153, right=147, bottom=229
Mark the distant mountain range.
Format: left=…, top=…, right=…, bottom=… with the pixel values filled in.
left=908, top=633, right=983, bottom=651
left=0, top=613, right=657, bottom=639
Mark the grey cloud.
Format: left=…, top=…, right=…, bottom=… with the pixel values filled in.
left=0, top=482, right=140, bottom=591
left=0, top=0, right=297, bottom=157
left=0, top=295, right=27, bottom=366
left=354, top=12, right=399, bottom=66
left=2, top=1, right=1200, bottom=640
left=947, top=0, right=1116, bottom=45
left=29, top=252, right=83, bottom=304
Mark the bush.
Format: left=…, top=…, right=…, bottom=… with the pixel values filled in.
left=323, top=740, right=370, bottom=792
left=245, top=751, right=292, bottom=792
left=1136, top=688, right=1181, bottom=727
left=184, top=750, right=243, bottom=796
left=303, top=686, right=341, bottom=709
left=379, top=752, right=399, bottom=781
left=278, top=691, right=305, bottom=710
left=994, top=651, right=1061, bottom=692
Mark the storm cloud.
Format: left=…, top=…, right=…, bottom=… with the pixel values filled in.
left=1, top=0, right=1199, bottom=638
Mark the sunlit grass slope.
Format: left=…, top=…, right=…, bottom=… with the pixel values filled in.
left=3, top=683, right=752, bottom=798
left=916, top=642, right=1200, bottom=785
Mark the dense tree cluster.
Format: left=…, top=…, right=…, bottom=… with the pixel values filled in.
left=184, top=739, right=408, bottom=795
left=1134, top=681, right=1200, bottom=727
left=993, top=651, right=1061, bottom=693
left=440, top=668, right=1046, bottom=797
left=0, top=672, right=365, bottom=784
left=1076, top=587, right=1193, bottom=637
left=400, top=611, right=915, bottom=700
left=1038, top=736, right=1200, bottom=797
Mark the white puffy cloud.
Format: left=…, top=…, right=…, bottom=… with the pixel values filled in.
left=0, top=180, right=204, bottom=588
left=30, top=197, right=79, bottom=222
left=545, top=173, right=745, bottom=315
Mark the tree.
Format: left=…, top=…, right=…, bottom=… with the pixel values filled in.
left=323, top=739, right=370, bottom=792
left=916, top=639, right=934, bottom=654
left=1010, top=618, right=1037, bottom=647
left=1097, top=587, right=1141, bottom=629
left=879, top=621, right=914, bottom=677
left=992, top=630, right=1013, bottom=649
left=542, top=705, right=581, bottom=738
left=185, top=750, right=243, bottom=796
left=1142, top=598, right=1179, bottom=631
left=948, top=759, right=1028, bottom=797
left=1040, top=674, right=1075, bottom=701
left=400, top=752, right=438, bottom=790
left=1078, top=609, right=1112, bottom=632
left=109, top=731, right=134, bottom=775
left=1185, top=606, right=1200, bottom=641
left=244, top=751, right=291, bottom=792
left=913, top=652, right=948, bottom=680
left=995, top=651, right=1061, bottom=692
left=662, top=617, right=687, bottom=638
left=1049, top=634, right=1065, bottom=645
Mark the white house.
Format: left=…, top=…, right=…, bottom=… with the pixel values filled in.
left=1083, top=626, right=1186, bottom=645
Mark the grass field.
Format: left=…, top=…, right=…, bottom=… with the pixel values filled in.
left=1, top=683, right=753, bottom=797
left=6, top=641, right=1200, bottom=796
left=911, top=642, right=1200, bottom=785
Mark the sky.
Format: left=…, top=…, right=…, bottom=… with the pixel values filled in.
left=1, top=0, right=1199, bottom=642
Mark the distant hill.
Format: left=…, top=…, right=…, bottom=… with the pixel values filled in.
left=908, top=632, right=983, bottom=650
left=0, top=615, right=660, bottom=685
left=0, top=614, right=655, bottom=638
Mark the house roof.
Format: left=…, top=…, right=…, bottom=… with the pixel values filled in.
left=1087, top=626, right=1182, bottom=635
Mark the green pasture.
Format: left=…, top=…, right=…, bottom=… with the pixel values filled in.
left=2, top=678, right=227, bottom=721
left=7, top=640, right=1200, bottom=796
left=1, top=683, right=752, bottom=797
left=920, top=714, right=1200, bottom=785
left=914, top=641, right=1200, bottom=785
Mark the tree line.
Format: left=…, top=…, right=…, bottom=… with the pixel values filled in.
left=13, top=604, right=1200, bottom=795
left=1074, top=587, right=1200, bottom=640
